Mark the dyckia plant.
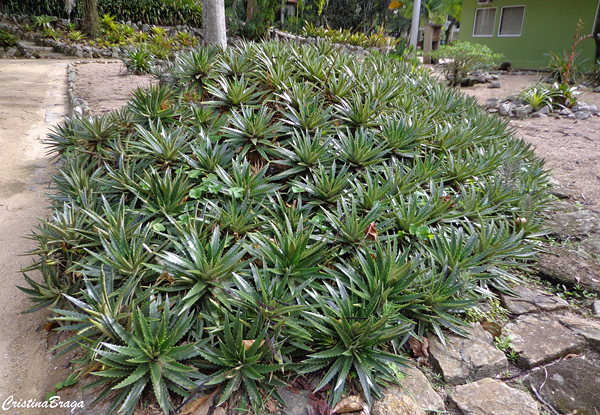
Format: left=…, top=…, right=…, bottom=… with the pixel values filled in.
left=21, top=40, right=552, bottom=412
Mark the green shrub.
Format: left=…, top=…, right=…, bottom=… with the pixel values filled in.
left=24, top=41, right=551, bottom=413
left=430, top=41, right=503, bottom=86
left=0, top=29, right=17, bottom=46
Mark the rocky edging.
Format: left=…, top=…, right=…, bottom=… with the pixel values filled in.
left=1, top=13, right=203, bottom=60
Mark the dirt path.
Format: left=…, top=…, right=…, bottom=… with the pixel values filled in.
left=454, top=71, right=600, bottom=206
left=0, top=60, right=71, bottom=414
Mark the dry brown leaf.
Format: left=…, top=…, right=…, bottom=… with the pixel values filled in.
left=480, top=320, right=502, bottom=338
left=266, top=398, right=277, bottom=413
left=332, top=395, right=365, bottom=414
left=179, top=388, right=219, bottom=415
left=212, top=408, right=227, bottom=415
left=408, top=336, right=429, bottom=358
left=243, top=339, right=265, bottom=350
left=364, top=222, right=378, bottom=241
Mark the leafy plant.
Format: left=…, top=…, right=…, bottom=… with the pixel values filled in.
left=518, top=85, right=557, bottom=112
left=121, top=46, right=155, bottom=75
left=300, top=279, right=410, bottom=406
left=545, top=19, right=591, bottom=84
left=0, top=29, right=17, bottom=46
left=87, top=297, right=200, bottom=415
left=197, top=311, right=287, bottom=412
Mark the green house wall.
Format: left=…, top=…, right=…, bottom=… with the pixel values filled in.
left=458, top=0, right=600, bottom=70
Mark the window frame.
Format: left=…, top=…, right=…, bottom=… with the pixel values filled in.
left=497, top=5, right=526, bottom=37
left=472, top=7, right=497, bottom=38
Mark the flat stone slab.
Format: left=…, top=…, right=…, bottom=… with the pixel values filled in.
left=537, top=246, right=600, bottom=293
left=372, top=393, right=425, bottom=415
left=429, top=323, right=507, bottom=386
left=395, top=366, right=445, bottom=412
left=500, top=285, right=568, bottom=315
left=545, top=209, right=600, bottom=240
left=558, top=315, right=600, bottom=350
left=504, top=314, right=585, bottom=368
left=524, top=357, right=600, bottom=415
left=450, top=378, right=540, bottom=415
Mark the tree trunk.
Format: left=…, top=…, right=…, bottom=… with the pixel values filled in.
left=202, top=0, right=227, bottom=48
left=81, top=0, right=100, bottom=38
left=247, top=0, right=258, bottom=21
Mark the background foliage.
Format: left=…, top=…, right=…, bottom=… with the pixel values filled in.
left=0, top=0, right=202, bottom=27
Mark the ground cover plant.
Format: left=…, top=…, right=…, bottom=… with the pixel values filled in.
left=21, top=40, right=552, bottom=414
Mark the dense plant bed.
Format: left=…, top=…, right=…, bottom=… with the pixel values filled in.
left=21, top=41, right=552, bottom=414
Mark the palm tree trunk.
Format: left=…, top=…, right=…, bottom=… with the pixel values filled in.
left=81, top=0, right=100, bottom=38
left=203, top=0, right=227, bottom=48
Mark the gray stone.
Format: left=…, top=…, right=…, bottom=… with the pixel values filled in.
left=514, top=107, right=529, bottom=118
left=545, top=209, right=600, bottom=239
left=428, top=323, right=508, bottom=386
left=6, top=46, right=17, bottom=57
left=488, top=80, right=502, bottom=88
left=558, top=315, right=600, bottom=349
left=486, top=97, right=500, bottom=109
left=523, top=357, right=600, bottom=415
left=278, top=387, right=310, bottom=415
left=372, top=393, right=425, bottom=415
left=141, top=23, right=151, bottom=32
left=396, top=366, right=445, bottom=412
left=594, top=300, right=600, bottom=317
left=498, top=102, right=512, bottom=116
left=504, top=314, right=585, bottom=368
left=559, top=108, right=573, bottom=116
left=548, top=186, right=573, bottom=199
left=575, top=111, right=591, bottom=120
left=583, top=237, right=600, bottom=255
left=536, top=105, right=551, bottom=114
left=567, top=113, right=576, bottom=119
left=450, top=378, right=540, bottom=415
left=461, top=77, right=476, bottom=87
left=500, top=285, right=568, bottom=315
left=537, top=245, right=600, bottom=293
left=531, top=112, right=547, bottom=118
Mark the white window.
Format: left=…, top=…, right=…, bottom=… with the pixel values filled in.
left=473, top=8, right=497, bottom=37
left=498, top=6, right=525, bottom=37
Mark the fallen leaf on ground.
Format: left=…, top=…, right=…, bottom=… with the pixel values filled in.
left=364, top=222, right=378, bottom=241
left=332, top=395, right=364, bottom=414
left=408, top=336, right=429, bottom=358
left=481, top=320, right=502, bottom=338
left=266, top=398, right=277, bottom=413
left=179, top=388, right=219, bottom=415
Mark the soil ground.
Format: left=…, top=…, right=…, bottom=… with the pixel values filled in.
left=0, top=59, right=599, bottom=414
left=0, top=60, right=71, bottom=414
